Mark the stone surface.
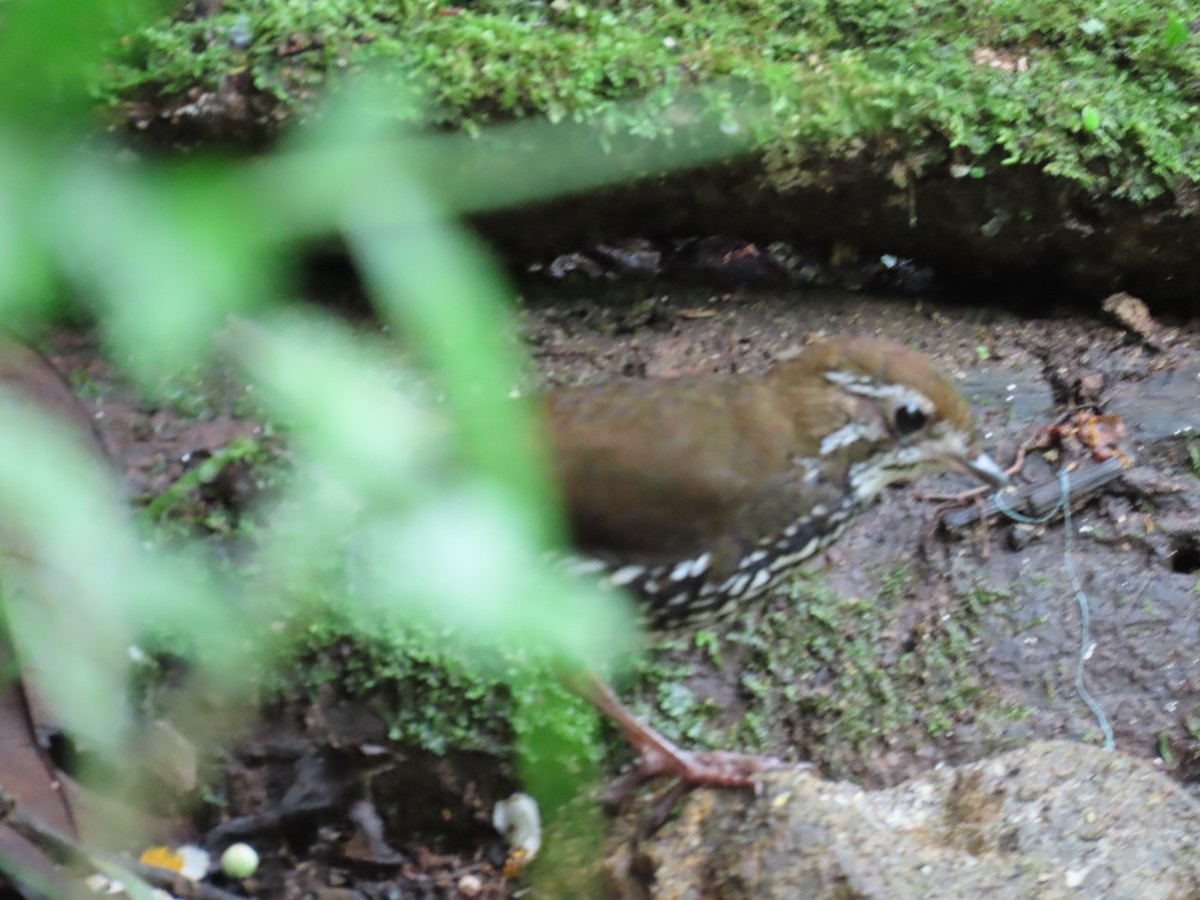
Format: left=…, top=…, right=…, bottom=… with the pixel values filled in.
left=615, top=741, right=1200, bottom=899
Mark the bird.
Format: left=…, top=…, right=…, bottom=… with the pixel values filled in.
left=543, top=336, right=1008, bottom=788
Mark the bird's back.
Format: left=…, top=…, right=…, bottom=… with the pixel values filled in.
left=546, top=370, right=815, bottom=562
left=542, top=337, right=994, bottom=629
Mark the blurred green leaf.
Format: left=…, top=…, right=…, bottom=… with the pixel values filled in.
left=0, top=0, right=172, bottom=127
left=0, top=3, right=751, bottom=882
left=50, top=159, right=279, bottom=381
left=0, top=401, right=139, bottom=756
left=227, top=314, right=440, bottom=503
left=1162, top=14, right=1188, bottom=51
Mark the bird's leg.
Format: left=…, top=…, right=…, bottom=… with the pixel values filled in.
left=581, top=672, right=797, bottom=796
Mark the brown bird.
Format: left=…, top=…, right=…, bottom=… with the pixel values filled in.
left=544, top=336, right=1008, bottom=787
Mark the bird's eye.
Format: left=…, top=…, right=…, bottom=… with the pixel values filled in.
left=894, top=403, right=928, bottom=435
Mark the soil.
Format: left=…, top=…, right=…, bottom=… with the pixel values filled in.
left=522, top=283, right=1200, bottom=780
left=31, top=282, right=1200, bottom=897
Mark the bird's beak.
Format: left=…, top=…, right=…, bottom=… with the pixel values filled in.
left=961, top=451, right=1009, bottom=488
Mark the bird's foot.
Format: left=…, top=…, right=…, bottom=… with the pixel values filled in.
left=584, top=672, right=809, bottom=808
left=605, top=742, right=807, bottom=809
left=639, top=744, right=793, bottom=788
left=605, top=746, right=809, bottom=831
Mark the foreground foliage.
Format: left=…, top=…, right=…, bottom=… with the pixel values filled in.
left=0, top=0, right=683, bottom=888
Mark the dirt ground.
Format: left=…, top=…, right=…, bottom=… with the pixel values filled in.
left=522, top=283, right=1200, bottom=775
left=34, top=282, right=1200, bottom=896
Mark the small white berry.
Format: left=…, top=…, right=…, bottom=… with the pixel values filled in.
left=220, top=843, right=259, bottom=878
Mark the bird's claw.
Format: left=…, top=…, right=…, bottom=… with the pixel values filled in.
left=605, top=750, right=811, bottom=832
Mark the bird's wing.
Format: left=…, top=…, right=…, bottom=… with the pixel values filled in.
left=545, top=376, right=850, bottom=563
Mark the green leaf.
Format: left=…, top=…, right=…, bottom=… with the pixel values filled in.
left=1162, top=14, right=1188, bottom=52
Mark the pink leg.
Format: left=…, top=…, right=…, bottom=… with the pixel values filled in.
left=583, top=673, right=803, bottom=790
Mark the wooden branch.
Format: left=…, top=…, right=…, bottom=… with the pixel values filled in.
left=941, top=457, right=1126, bottom=536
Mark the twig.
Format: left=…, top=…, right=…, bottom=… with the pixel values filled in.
left=940, top=457, right=1126, bottom=536
left=920, top=436, right=1036, bottom=505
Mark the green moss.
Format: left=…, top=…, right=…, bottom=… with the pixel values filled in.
left=132, top=541, right=1011, bottom=786
left=201, top=551, right=1018, bottom=781
left=260, top=595, right=602, bottom=777
left=101, top=0, right=1199, bottom=201
left=622, top=567, right=1009, bottom=776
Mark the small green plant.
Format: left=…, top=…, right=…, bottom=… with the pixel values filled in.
left=694, top=628, right=723, bottom=667
left=69, top=371, right=113, bottom=403
left=1185, top=715, right=1200, bottom=741
left=925, top=708, right=953, bottom=738
left=625, top=565, right=1006, bottom=774
left=878, top=563, right=914, bottom=600
left=142, top=436, right=271, bottom=524
left=1159, top=732, right=1176, bottom=765
left=1016, top=615, right=1046, bottom=632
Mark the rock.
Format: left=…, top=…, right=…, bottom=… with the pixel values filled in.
left=1109, top=364, right=1200, bottom=463
left=612, top=741, right=1200, bottom=899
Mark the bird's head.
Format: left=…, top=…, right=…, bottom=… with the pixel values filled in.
left=771, top=337, right=1008, bottom=502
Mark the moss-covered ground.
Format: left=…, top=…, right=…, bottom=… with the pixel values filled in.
left=203, top=562, right=1019, bottom=787
left=104, top=0, right=1198, bottom=201
left=617, top=565, right=1024, bottom=780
